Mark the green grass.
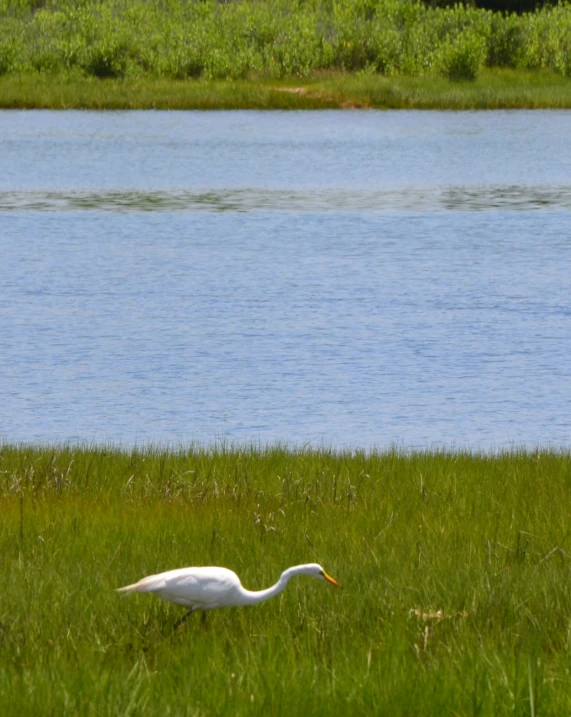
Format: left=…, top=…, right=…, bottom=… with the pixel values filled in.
left=0, top=73, right=340, bottom=109
left=2, top=445, right=571, bottom=714
left=2, top=69, right=571, bottom=109
left=317, top=68, right=571, bottom=109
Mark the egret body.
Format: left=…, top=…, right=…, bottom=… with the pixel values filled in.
left=117, top=563, right=340, bottom=626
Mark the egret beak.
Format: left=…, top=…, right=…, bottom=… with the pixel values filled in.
left=323, top=571, right=342, bottom=588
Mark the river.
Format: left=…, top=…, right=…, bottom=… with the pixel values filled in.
left=1, top=110, right=570, bottom=450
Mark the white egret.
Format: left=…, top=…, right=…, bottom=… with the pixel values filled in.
left=117, top=563, right=341, bottom=627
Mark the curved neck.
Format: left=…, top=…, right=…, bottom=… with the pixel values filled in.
left=237, top=565, right=309, bottom=606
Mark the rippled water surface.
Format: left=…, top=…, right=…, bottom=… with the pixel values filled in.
left=2, top=110, right=570, bottom=450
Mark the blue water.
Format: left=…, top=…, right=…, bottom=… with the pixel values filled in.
left=1, top=110, right=570, bottom=450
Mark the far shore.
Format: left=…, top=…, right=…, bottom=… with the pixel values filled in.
left=2, top=69, right=571, bottom=110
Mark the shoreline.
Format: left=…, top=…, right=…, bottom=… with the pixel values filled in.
left=1, top=444, right=568, bottom=457
left=2, top=70, right=571, bottom=110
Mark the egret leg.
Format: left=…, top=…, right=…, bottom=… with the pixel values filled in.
left=173, top=609, right=195, bottom=630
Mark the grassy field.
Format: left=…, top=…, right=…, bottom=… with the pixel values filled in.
left=2, top=69, right=571, bottom=109
left=2, top=445, right=571, bottom=714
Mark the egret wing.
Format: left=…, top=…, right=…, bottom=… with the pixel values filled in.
left=118, top=566, right=243, bottom=609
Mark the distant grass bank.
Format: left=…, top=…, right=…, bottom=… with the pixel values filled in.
left=4, top=0, right=571, bottom=109
left=2, top=445, right=571, bottom=714
left=2, top=69, right=571, bottom=109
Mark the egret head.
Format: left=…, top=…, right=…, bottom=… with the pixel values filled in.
left=306, top=563, right=342, bottom=588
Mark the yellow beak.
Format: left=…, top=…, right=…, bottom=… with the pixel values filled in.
left=323, top=571, right=342, bottom=588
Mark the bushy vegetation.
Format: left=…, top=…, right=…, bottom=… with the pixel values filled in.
left=2, top=445, right=571, bottom=714
left=1, top=0, right=571, bottom=82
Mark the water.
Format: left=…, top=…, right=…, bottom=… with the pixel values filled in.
left=1, top=110, right=570, bottom=451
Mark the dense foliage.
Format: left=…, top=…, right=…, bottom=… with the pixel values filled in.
left=1, top=0, right=571, bottom=81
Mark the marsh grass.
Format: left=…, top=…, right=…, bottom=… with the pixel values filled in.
left=2, top=445, right=571, bottom=714
left=0, top=73, right=339, bottom=109
left=2, top=69, right=571, bottom=109
left=317, top=68, right=571, bottom=109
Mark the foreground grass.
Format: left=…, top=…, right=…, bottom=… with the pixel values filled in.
left=2, top=445, right=571, bottom=714
left=2, top=69, right=571, bottom=109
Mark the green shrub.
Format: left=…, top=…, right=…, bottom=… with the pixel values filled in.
left=525, top=6, right=571, bottom=76
left=26, top=9, right=68, bottom=72
left=439, top=28, right=489, bottom=80
left=488, top=13, right=528, bottom=67
left=83, top=36, right=130, bottom=78
left=0, top=23, right=22, bottom=74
